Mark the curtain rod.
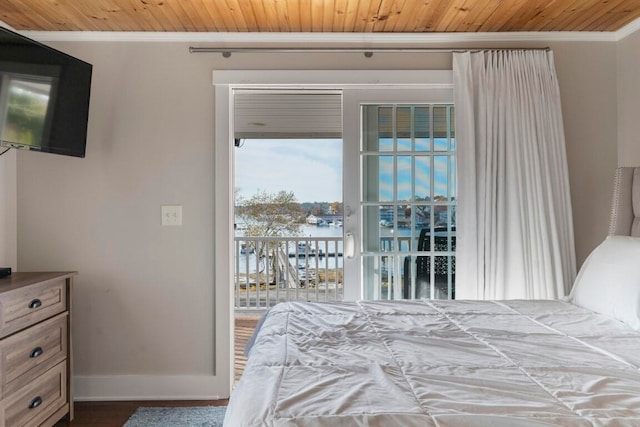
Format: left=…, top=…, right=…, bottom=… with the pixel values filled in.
left=188, top=46, right=550, bottom=58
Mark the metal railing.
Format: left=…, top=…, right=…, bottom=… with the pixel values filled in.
left=234, top=236, right=343, bottom=311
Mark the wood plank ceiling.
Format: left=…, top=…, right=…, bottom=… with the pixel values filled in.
left=2, top=0, right=640, bottom=33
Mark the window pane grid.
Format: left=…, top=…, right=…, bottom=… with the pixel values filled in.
left=362, top=103, right=456, bottom=300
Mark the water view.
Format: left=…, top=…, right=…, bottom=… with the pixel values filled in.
left=234, top=223, right=345, bottom=309
left=235, top=223, right=344, bottom=272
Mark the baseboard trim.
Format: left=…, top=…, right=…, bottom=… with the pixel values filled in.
left=74, top=375, right=230, bottom=401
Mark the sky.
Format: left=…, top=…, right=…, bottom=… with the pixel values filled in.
left=234, top=139, right=343, bottom=203
left=234, top=138, right=455, bottom=204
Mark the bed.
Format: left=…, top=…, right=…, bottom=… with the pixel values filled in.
left=224, top=167, right=640, bottom=427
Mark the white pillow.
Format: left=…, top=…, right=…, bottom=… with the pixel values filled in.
left=570, top=235, right=640, bottom=330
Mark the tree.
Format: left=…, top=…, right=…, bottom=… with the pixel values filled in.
left=330, top=201, right=342, bottom=215
left=235, top=190, right=303, bottom=274
left=236, top=190, right=302, bottom=237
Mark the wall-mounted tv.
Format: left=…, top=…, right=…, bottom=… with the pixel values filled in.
left=0, top=27, right=92, bottom=158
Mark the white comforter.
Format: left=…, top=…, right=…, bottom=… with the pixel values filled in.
left=224, top=300, right=640, bottom=426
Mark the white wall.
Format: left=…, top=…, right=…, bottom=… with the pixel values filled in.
left=617, top=30, right=640, bottom=166
left=0, top=149, right=16, bottom=270
left=15, top=38, right=619, bottom=400
left=551, top=42, right=618, bottom=267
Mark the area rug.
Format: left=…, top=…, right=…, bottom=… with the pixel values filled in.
left=123, top=406, right=226, bottom=427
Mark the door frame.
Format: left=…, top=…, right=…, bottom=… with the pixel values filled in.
left=213, top=70, right=452, bottom=393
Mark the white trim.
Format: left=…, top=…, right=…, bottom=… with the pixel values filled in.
left=616, top=16, right=640, bottom=40
left=74, top=375, right=227, bottom=401
left=19, top=29, right=623, bottom=44
left=214, top=84, right=235, bottom=395
left=341, top=90, right=361, bottom=300
left=0, top=20, right=14, bottom=31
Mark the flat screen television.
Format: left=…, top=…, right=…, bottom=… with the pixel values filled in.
left=0, top=27, right=92, bottom=158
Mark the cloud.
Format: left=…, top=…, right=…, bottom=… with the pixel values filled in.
left=235, top=139, right=457, bottom=204
left=235, top=139, right=343, bottom=203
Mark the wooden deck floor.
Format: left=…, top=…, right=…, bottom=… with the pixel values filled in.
left=235, top=316, right=260, bottom=380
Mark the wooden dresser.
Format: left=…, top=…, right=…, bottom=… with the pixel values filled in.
left=0, top=272, right=76, bottom=427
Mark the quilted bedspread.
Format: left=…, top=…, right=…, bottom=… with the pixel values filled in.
left=224, top=300, right=640, bottom=426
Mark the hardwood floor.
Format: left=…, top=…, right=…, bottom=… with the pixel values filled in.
left=53, top=316, right=259, bottom=426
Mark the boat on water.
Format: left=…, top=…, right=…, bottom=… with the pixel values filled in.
left=297, top=242, right=315, bottom=253
left=240, top=243, right=255, bottom=254
left=379, top=219, right=392, bottom=227
left=306, top=215, right=321, bottom=225
left=307, top=215, right=335, bottom=227
left=295, top=242, right=325, bottom=257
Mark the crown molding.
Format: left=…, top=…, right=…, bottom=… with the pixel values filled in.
left=0, top=20, right=15, bottom=31
left=616, top=16, right=640, bottom=40
left=20, top=29, right=621, bottom=44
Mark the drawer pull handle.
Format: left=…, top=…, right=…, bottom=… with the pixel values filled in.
left=28, top=299, right=42, bottom=309
left=28, top=396, right=42, bottom=410
left=29, top=347, right=43, bottom=358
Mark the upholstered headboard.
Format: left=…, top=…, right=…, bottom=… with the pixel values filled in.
left=609, top=167, right=640, bottom=237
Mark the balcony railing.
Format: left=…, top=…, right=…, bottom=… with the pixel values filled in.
left=234, top=236, right=343, bottom=311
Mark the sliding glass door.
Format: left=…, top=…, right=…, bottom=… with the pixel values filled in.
left=342, top=89, right=455, bottom=300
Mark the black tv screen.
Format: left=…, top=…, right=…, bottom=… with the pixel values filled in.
left=0, top=27, right=92, bottom=158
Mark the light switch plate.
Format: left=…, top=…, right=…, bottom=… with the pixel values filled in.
left=161, top=205, right=182, bottom=226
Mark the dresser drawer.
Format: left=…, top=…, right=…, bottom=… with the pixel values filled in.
left=0, top=313, right=67, bottom=400
left=0, top=362, right=67, bottom=427
left=0, top=280, right=66, bottom=339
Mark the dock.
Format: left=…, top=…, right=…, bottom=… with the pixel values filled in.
left=276, top=247, right=300, bottom=288
left=287, top=251, right=342, bottom=258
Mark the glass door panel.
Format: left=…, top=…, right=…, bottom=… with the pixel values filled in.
left=361, top=104, right=456, bottom=300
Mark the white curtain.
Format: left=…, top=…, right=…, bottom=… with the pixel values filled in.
left=453, top=50, right=576, bottom=300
